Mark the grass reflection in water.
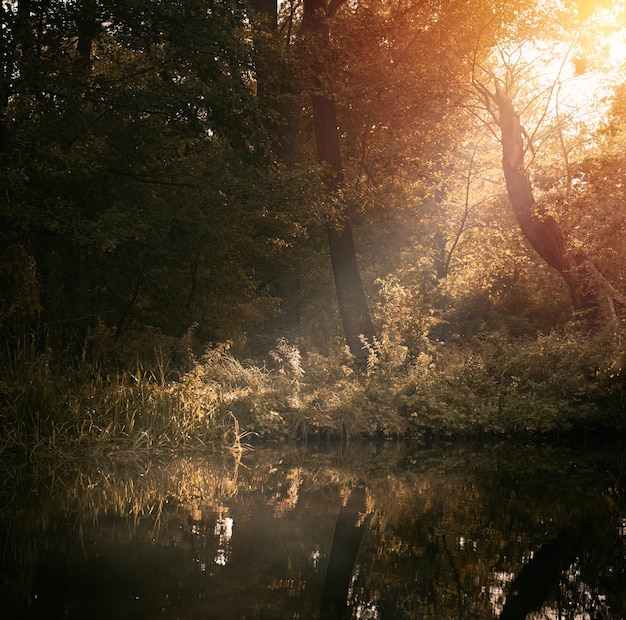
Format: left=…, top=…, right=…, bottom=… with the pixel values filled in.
left=0, top=440, right=625, bottom=619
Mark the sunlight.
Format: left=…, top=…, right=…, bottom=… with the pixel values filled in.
left=568, top=5, right=624, bottom=104
left=537, top=1, right=626, bottom=123
left=213, top=507, right=234, bottom=566
left=493, top=1, right=626, bottom=133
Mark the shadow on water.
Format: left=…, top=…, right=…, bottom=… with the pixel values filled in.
left=1, top=438, right=625, bottom=619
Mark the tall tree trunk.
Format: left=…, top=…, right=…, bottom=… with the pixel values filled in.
left=64, top=0, right=99, bottom=349
left=494, top=83, right=594, bottom=311
left=476, top=80, right=600, bottom=315
left=301, top=0, right=375, bottom=359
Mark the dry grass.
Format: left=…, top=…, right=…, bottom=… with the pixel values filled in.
left=0, top=337, right=411, bottom=460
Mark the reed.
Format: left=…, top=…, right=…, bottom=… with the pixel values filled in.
left=5, top=325, right=616, bottom=459
left=0, top=339, right=232, bottom=459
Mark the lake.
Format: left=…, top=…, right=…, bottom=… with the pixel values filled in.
left=1, top=439, right=625, bottom=619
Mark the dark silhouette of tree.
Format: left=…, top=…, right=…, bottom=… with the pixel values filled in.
left=301, top=0, right=376, bottom=360
left=500, top=529, right=580, bottom=620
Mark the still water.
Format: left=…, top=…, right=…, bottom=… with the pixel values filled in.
left=1, top=439, right=625, bottom=619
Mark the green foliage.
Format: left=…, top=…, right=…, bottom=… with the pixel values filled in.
left=0, top=0, right=325, bottom=353
left=0, top=336, right=411, bottom=457
left=175, top=337, right=407, bottom=441
left=2, top=0, right=626, bottom=454
left=400, top=327, right=624, bottom=437
left=1, top=322, right=625, bottom=459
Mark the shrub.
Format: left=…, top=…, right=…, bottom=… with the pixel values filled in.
left=400, top=327, right=623, bottom=437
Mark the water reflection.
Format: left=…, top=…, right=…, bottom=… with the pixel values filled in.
left=0, top=440, right=625, bottom=619
left=498, top=527, right=582, bottom=620
left=319, top=486, right=368, bottom=620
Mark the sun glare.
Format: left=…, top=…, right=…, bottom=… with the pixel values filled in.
left=501, top=1, right=626, bottom=129
left=576, top=2, right=626, bottom=74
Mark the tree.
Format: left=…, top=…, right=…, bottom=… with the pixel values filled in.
left=473, top=77, right=599, bottom=313
left=300, top=0, right=376, bottom=360
left=320, top=0, right=505, bottom=346
left=467, top=1, right=626, bottom=326
left=0, top=0, right=314, bottom=355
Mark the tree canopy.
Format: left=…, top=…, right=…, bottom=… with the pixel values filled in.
left=2, top=0, right=626, bottom=366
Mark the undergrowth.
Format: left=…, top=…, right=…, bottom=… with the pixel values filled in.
left=1, top=326, right=625, bottom=459
left=399, top=327, right=626, bottom=437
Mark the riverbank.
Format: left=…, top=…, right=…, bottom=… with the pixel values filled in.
left=1, top=327, right=625, bottom=460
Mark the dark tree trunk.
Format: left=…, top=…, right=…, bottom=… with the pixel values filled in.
left=326, top=223, right=375, bottom=358
left=56, top=0, right=99, bottom=350
left=500, top=529, right=580, bottom=620
left=0, top=4, right=11, bottom=156
left=2, top=0, right=33, bottom=155
left=301, top=0, right=375, bottom=359
left=491, top=83, right=597, bottom=313
left=75, top=0, right=98, bottom=74
left=250, top=0, right=301, bottom=165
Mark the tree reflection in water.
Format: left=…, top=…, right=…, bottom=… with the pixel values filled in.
left=0, top=440, right=625, bottom=619
left=499, top=528, right=581, bottom=619
left=319, top=486, right=368, bottom=620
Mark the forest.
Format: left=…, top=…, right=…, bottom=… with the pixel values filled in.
left=2, top=0, right=626, bottom=454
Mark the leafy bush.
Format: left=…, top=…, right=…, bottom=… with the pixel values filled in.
left=2, top=323, right=624, bottom=460
left=400, top=327, right=624, bottom=437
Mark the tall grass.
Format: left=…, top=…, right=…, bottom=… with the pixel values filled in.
left=3, top=326, right=621, bottom=459
left=0, top=336, right=411, bottom=459
left=0, top=338, right=221, bottom=459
